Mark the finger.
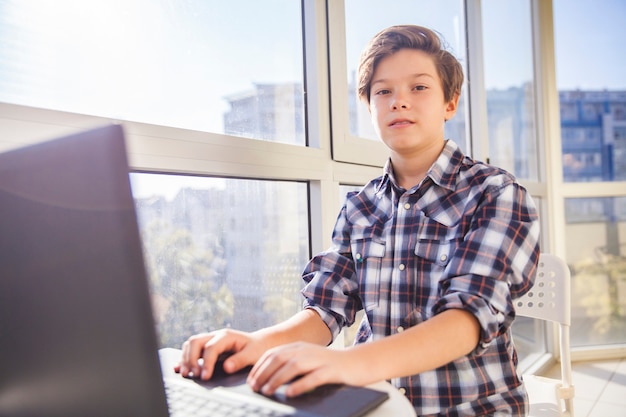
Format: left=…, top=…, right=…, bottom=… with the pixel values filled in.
left=220, top=350, right=250, bottom=374
left=176, top=339, right=192, bottom=377
left=250, top=351, right=304, bottom=395
left=247, top=350, right=282, bottom=392
left=261, top=364, right=304, bottom=396
left=283, top=369, right=327, bottom=398
left=173, top=342, right=184, bottom=373
left=198, top=348, right=223, bottom=380
left=176, top=333, right=212, bottom=377
left=199, top=332, right=250, bottom=380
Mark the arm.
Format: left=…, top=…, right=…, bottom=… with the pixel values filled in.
left=348, top=308, right=479, bottom=382
left=258, top=308, right=333, bottom=347
left=248, top=308, right=479, bottom=397
left=177, top=195, right=360, bottom=381
left=176, top=309, right=331, bottom=380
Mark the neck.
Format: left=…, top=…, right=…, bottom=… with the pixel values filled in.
left=390, top=140, right=445, bottom=189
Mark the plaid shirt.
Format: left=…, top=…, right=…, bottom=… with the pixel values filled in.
left=302, top=140, right=540, bottom=416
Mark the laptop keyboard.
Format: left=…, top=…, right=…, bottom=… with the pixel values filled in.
left=165, top=380, right=297, bottom=417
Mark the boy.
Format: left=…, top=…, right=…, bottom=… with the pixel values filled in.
left=176, top=25, right=540, bottom=416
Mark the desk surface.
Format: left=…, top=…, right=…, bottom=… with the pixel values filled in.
left=366, top=381, right=416, bottom=416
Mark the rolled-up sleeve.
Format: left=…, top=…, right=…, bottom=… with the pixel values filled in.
left=432, top=181, right=540, bottom=354
left=301, top=204, right=362, bottom=341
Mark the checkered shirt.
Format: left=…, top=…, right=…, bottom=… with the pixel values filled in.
left=302, top=140, right=540, bottom=416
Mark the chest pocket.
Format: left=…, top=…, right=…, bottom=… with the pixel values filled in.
left=414, top=239, right=457, bottom=267
left=350, top=238, right=385, bottom=310
left=414, top=218, right=461, bottom=268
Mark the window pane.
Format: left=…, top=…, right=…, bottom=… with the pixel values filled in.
left=343, top=0, right=468, bottom=152
left=0, top=0, right=305, bottom=145
left=511, top=196, right=546, bottom=366
left=554, top=0, right=626, bottom=182
left=565, top=197, right=626, bottom=347
left=512, top=317, right=545, bottom=366
left=130, top=173, right=310, bottom=348
left=481, top=0, right=538, bottom=180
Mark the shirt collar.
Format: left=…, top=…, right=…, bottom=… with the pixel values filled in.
left=377, top=140, right=465, bottom=194
left=427, top=140, right=465, bottom=191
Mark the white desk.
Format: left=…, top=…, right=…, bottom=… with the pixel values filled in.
left=367, top=381, right=416, bottom=416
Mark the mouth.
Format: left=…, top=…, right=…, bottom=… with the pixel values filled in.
left=388, top=118, right=413, bottom=127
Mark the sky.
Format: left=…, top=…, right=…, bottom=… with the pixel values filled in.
left=3, top=0, right=624, bottom=128
left=476, top=0, right=626, bottom=90
left=553, top=0, right=626, bottom=90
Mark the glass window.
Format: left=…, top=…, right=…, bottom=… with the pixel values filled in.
left=0, top=0, right=305, bottom=145
left=560, top=102, right=578, bottom=122
left=611, top=102, right=626, bottom=121
left=511, top=196, right=547, bottom=365
left=565, top=197, right=626, bottom=347
left=130, top=173, right=310, bottom=348
left=511, top=316, right=545, bottom=366
left=481, top=0, right=538, bottom=180
left=555, top=0, right=626, bottom=350
left=343, top=0, right=467, bottom=151
left=614, top=127, right=626, bottom=180
left=554, top=0, right=626, bottom=183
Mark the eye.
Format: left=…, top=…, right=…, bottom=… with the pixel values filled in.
left=413, top=85, right=427, bottom=91
left=374, top=88, right=391, bottom=96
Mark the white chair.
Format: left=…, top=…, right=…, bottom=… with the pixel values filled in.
left=516, top=253, right=575, bottom=417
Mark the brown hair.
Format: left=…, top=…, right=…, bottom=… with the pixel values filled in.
left=357, top=25, right=464, bottom=104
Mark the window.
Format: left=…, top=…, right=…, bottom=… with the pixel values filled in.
left=554, top=0, right=626, bottom=349
left=560, top=102, right=578, bottom=122
left=131, top=173, right=310, bottom=347
left=481, top=0, right=538, bottom=180
left=554, top=0, right=626, bottom=184
left=0, top=0, right=305, bottom=145
left=564, top=197, right=626, bottom=347
left=612, top=102, right=626, bottom=121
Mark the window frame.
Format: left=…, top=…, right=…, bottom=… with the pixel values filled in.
left=325, top=0, right=388, bottom=167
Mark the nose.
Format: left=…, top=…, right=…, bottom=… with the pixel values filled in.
left=391, top=91, right=410, bottom=110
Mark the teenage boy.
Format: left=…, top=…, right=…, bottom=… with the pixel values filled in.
left=177, top=25, right=540, bottom=416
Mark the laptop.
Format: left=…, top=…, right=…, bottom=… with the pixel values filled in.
left=0, top=125, right=389, bottom=417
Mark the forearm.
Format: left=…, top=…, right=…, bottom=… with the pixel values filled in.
left=254, top=309, right=332, bottom=349
left=347, top=309, right=480, bottom=385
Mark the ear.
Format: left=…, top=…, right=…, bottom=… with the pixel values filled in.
left=444, top=92, right=460, bottom=121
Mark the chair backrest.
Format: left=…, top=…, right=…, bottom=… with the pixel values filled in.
left=515, top=253, right=571, bottom=326
left=516, top=253, right=574, bottom=417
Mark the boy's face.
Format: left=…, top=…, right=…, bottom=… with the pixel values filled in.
left=367, top=48, right=459, bottom=157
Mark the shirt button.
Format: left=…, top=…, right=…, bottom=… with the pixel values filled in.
left=403, top=203, right=411, bottom=210
left=398, top=263, right=405, bottom=271
left=440, top=254, right=448, bottom=262
left=398, top=387, right=407, bottom=395
left=397, top=326, right=404, bottom=333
